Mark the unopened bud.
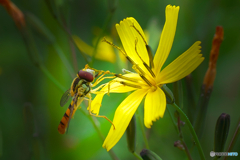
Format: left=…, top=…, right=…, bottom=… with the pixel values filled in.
left=140, top=149, right=162, bottom=160
left=174, top=140, right=185, bottom=150
left=214, top=113, right=230, bottom=158
left=203, top=26, right=223, bottom=93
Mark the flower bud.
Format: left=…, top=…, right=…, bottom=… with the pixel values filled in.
left=174, top=140, right=185, bottom=150
left=214, top=113, right=230, bottom=158
left=140, top=149, right=162, bottom=160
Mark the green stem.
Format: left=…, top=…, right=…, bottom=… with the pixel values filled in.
left=171, top=103, right=205, bottom=160
left=224, top=118, right=240, bottom=160
left=166, top=106, right=178, bottom=133
left=39, top=65, right=66, bottom=92
left=133, top=152, right=143, bottom=160
left=44, top=0, right=89, bottom=64
left=167, top=106, right=192, bottom=160
left=80, top=109, right=119, bottom=160
left=136, top=109, right=150, bottom=149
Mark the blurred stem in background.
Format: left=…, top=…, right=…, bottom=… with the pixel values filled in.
left=194, top=26, right=224, bottom=139
left=45, top=0, right=89, bottom=66
left=224, top=117, right=240, bottom=160
left=23, top=103, right=48, bottom=160
left=185, top=74, right=197, bottom=124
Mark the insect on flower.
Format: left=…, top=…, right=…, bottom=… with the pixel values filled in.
left=91, top=5, right=204, bottom=151
left=58, top=65, right=115, bottom=134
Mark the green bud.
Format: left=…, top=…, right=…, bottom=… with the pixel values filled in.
left=161, top=84, right=175, bottom=104
left=214, top=113, right=230, bottom=158
left=140, top=149, right=162, bottom=160
left=126, top=114, right=136, bottom=153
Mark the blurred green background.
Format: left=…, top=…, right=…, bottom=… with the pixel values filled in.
left=0, top=0, right=240, bottom=160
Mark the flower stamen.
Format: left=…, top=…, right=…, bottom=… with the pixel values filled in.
left=131, top=23, right=147, bottom=45
left=114, top=74, right=139, bottom=83
left=134, top=38, right=156, bottom=78
left=102, top=37, right=153, bottom=86
left=110, top=80, right=142, bottom=89
left=131, top=23, right=154, bottom=69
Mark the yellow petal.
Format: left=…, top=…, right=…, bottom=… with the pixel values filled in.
left=103, top=89, right=147, bottom=151
left=73, top=35, right=116, bottom=63
left=95, top=37, right=116, bottom=63
left=116, top=17, right=150, bottom=74
left=144, top=87, right=166, bottom=128
left=91, top=73, right=141, bottom=115
left=157, top=41, right=204, bottom=84
left=153, top=5, right=180, bottom=77
left=73, top=35, right=93, bottom=55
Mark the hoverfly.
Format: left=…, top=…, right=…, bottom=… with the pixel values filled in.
left=58, top=65, right=115, bottom=134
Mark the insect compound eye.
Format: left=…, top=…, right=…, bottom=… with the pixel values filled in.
left=78, top=70, right=94, bottom=82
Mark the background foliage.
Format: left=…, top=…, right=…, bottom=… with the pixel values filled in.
left=0, top=0, right=239, bottom=159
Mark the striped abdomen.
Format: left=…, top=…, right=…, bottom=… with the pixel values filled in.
left=58, top=103, right=77, bottom=134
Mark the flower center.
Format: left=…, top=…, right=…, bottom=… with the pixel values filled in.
left=150, top=84, right=158, bottom=92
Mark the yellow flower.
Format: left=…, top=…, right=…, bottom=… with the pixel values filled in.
left=91, top=5, right=204, bottom=151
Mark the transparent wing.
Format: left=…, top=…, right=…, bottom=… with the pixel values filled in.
left=66, top=94, right=79, bottom=133
left=60, top=88, right=71, bottom=107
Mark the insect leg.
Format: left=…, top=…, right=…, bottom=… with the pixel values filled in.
left=91, top=75, right=116, bottom=87
left=86, top=93, right=116, bottom=130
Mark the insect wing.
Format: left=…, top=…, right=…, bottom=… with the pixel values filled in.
left=60, top=88, right=71, bottom=107
left=66, top=95, right=79, bottom=133
left=66, top=101, right=74, bottom=134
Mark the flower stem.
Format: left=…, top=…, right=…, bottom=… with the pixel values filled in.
left=166, top=106, right=178, bottom=132
left=136, top=109, right=150, bottom=149
left=133, top=152, right=143, bottom=160
left=166, top=106, right=192, bottom=160
left=80, top=109, right=119, bottom=160
left=224, top=117, right=240, bottom=160
left=171, top=103, right=205, bottom=160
